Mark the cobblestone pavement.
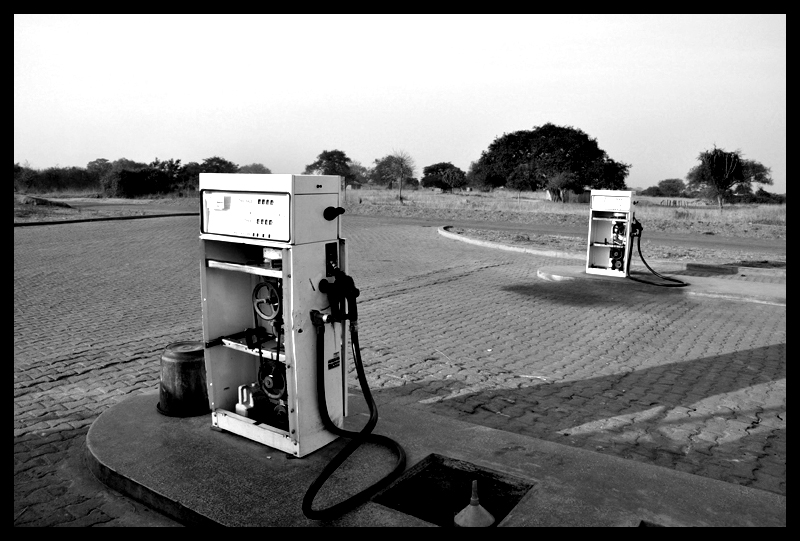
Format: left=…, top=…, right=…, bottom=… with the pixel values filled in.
left=14, top=215, right=786, bottom=526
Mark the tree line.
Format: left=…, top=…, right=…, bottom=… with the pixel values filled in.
left=14, top=123, right=778, bottom=208
left=639, top=177, right=784, bottom=206
left=637, top=146, right=780, bottom=208
left=13, top=156, right=267, bottom=197
left=295, top=124, right=630, bottom=204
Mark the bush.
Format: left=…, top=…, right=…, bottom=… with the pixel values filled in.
left=100, top=166, right=173, bottom=197
left=99, top=171, right=121, bottom=197
left=14, top=163, right=37, bottom=192
left=640, top=186, right=663, bottom=197
left=14, top=164, right=99, bottom=193
left=736, top=188, right=785, bottom=205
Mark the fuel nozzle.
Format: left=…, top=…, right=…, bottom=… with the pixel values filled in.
left=631, top=217, right=643, bottom=238
left=317, top=268, right=360, bottom=323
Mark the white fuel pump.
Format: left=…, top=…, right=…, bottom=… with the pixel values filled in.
left=199, top=173, right=348, bottom=457
left=586, top=189, right=634, bottom=277
left=198, top=173, right=405, bottom=520
left=586, top=189, right=688, bottom=288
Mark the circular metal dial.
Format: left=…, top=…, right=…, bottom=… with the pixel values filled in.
left=253, top=281, right=281, bottom=321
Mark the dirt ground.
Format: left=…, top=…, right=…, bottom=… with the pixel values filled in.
left=13, top=194, right=198, bottom=222
left=14, top=194, right=785, bottom=269
left=447, top=227, right=786, bottom=269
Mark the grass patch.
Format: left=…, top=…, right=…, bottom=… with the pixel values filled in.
left=344, top=188, right=786, bottom=233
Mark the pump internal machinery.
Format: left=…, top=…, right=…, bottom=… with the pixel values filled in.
left=199, top=173, right=349, bottom=457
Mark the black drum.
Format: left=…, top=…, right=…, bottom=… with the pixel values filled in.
left=157, top=341, right=210, bottom=417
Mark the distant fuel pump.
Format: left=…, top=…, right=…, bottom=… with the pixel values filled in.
left=586, top=188, right=688, bottom=287
left=586, top=189, right=634, bottom=277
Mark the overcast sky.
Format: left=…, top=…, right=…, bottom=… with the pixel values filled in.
left=14, top=14, right=786, bottom=193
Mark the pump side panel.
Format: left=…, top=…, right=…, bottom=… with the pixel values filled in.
left=288, top=243, right=347, bottom=457
left=292, top=194, right=340, bottom=245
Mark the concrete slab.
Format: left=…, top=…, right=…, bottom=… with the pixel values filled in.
left=537, top=266, right=786, bottom=306
left=86, top=390, right=785, bottom=527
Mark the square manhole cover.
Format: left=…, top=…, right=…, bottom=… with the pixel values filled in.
left=373, top=453, right=534, bottom=527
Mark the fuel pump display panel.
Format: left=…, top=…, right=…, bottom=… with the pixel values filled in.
left=591, top=194, right=632, bottom=212
left=202, top=190, right=291, bottom=242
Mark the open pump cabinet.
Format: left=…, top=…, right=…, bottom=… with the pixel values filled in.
left=198, top=173, right=348, bottom=457
left=586, top=190, right=634, bottom=277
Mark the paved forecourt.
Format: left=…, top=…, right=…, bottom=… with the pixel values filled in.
left=13, top=214, right=785, bottom=526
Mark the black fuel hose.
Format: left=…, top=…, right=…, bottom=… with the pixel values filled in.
left=302, top=311, right=406, bottom=521
left=627, top=219, right=689, bottom=288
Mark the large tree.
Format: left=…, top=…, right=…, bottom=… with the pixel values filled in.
left=594, top=158, right=631, bottom=191
left=685, top=146, right=772, bottom=210
left=442, top=167, right=467, bottom=191
left=391, top=150, right=416, bottom=201
left=473, top=123, right=630, bottom=198
left=506, top=162, right=540, bottom=201
left=372, top=151, right=416, bottom=202
left=657, top=178, right=686, bottom=197
left=466, top=159, right=498, bottom=191
left=86, top=158, right=112, bottom=183
left=177, top=162, right=202, bottom=191
left=150, top=158, right=183, bottom=190
left=420, top=162, right=463, bottom=191
left=741, top=159, right=774, bottom=191
left=98, top=158, right=149, bottom=197
left=545, top=171, right=576, bottom=203
left=304, top=149, right=353, bottom=187
left=370, top=156, right=397, bottom=187
left=346, top=160, right=370, bottom=186
left=238, top=163, right=272, bottom=174
left=201, top=156, right=239, bottom=174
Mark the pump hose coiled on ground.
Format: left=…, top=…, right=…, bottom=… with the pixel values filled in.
left=627, top=217, right=689, bottom=288
left=302, top=296, right=406, bottom=521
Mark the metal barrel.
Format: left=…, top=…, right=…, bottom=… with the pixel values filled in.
left=156, top=341, right=210, bottom=417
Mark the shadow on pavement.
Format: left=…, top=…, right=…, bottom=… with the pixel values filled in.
left=367, top=343, right=786, bottom=495
left=501, top=276, right=689, bottom=308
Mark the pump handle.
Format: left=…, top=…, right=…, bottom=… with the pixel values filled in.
left=323, top=206, right=346, bottom=221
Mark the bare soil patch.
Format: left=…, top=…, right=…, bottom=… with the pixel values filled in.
left=13, top=194, right=198, bottom=223
left=447, top=227, right=785, bottom=269
left=14, top=195, right=785, bottom=269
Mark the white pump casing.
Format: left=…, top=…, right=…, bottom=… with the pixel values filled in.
left=199, top=173, right=348, bottom=457
left=586, top=190, right=634, bottom=277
